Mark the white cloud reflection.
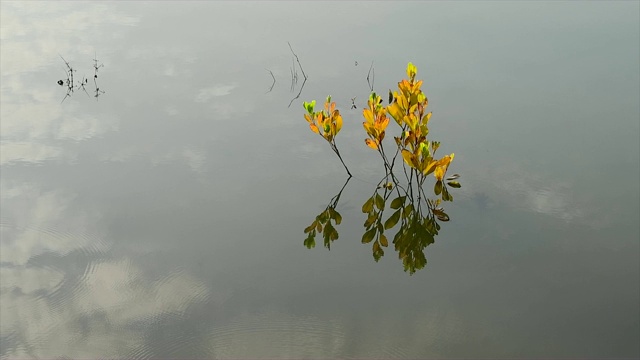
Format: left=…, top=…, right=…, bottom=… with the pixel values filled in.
left=0, top=182, right=212, bottom=358
left=195, top=83, right=238, bottom=102
left=0, top=2, right=135, bottom=166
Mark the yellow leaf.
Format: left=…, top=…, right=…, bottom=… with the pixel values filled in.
left=335, top=113, right=342, bottom=134
left=363, top=122, right=374, bottom=136
left=309, top=123, right=320, bottom=134
left=423, top=159, right=438, bottom=176
left=413, top=80, right=423, bottom=93
left=363, top=108, right=374, bottom=124
left=401, top=149, right=417, bottom=169
left=365, top=138, right=378, bottom=150
left=376, top=116, right=389, bottom=132
left=421, top=112, right=431, bottom=125
left=433, top=154, right=454, bottom=180
left=399, top=93, right=408, bottom=110
left=304, top=114, right=312, bottom=123
left=406, top=62, right=417, bottom=80
left=435, top=165, right=445, bottom=181
left=387, top=103, right=403, bottom=124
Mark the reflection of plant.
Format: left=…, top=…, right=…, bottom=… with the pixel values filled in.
left=303, top=177, right=350, bottom=250
left=361, top=182, right=457, bottom=274
left=301, top=63, right=461, bottom=274
left=58, top=53, right=105, bottom=103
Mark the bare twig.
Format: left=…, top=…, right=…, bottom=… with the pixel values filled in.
left=265, top=68, right=276, bottom=93
left=288, top=77, right=307, bottom=108
left=288, top=41, right=307, bottom=80
left=367, top=61, right=375, bottom=92
left=290, top=57, right=298, bottom=92
left=78, top=76, right=90, bottom=98
left=287, top=42, right=308, bottom=108
left=59, top=55, right=75, bottom=103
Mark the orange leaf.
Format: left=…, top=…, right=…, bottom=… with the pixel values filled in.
left=309, top=123, right=320, bottom=134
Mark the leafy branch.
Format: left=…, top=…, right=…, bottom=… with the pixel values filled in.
left=302, top=96, right=352, bottom=177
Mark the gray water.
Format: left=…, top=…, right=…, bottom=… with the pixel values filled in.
left=1, top=1, right=639, bottom=358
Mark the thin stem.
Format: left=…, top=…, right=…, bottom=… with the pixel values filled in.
left=331, top=142, right=352, bottom=178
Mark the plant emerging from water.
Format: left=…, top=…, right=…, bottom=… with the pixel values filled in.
left=302, top=96, right=351, bottom=177
left=301, top=62, right=461, bottom=274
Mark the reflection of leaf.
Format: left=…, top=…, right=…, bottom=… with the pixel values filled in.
left=379, top=234, right=388, bottom=247
left=434, top=180, right=443, bottom=195
left=432, top=208, right=450, bottom=222
left=304, top=235, right=315, bottom=249
left=364, top=213, right=377, bottom=229
left=362, top=228, right=376, bottom=244
left=362, top=197, right=374, bottom=213
left=375, top=193, right=385, bottom=211
left=384, top=209, right=401, bottom=230
left=333, top=210, right=342, bottom=225
left=390, top=196, right=406, bottom=209
left=442, top=184, right=453, bottom=202
left=447, top=181, right=461, bottom=188
left=403, top=203, right=413, bottom=219
left=304, top=222, right=316, bottom=233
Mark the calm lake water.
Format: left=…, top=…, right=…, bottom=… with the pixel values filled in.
left=1, top=1, right=639, bottom=358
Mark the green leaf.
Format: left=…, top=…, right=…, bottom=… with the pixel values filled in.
left=442, top=185, right=453, bottom=201
left=364, top=213, right=377, bottom=229
left=333, top=210, right=342, bottom=225
left=303, top=100, right=316, bottom=114
left=390, top=196, right=406, bottom=209
left=362, top=197, right=374, bottom=213
left=375, top=193, right=385, bottom=210
left=403, top=203, right=414, bottom=219
left=304, top=235, right=315, bottom=249
left=447, top=181, right=461, bottom=188
left=362, top=228, right=376, bottom=244
left=434, top=180, right=443, bottom=195
left=379, top=233, right=389, bottom=247
left=304, top=222, right=316, bottom=234
left=324, top=222, right=334, bottom=239
left=384, top=209, right=401, bottom=230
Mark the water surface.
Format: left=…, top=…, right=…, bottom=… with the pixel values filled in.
left=1, top=1, right=639, bottom=358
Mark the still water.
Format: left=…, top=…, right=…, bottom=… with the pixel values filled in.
left=1, top=1, right=639, bottom=358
